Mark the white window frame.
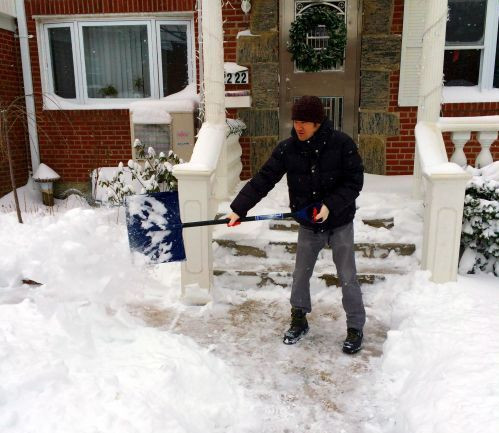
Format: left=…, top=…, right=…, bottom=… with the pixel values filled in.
left=443, top=0, right=499, bottom=102
left=78, top=20, right=157, bottom=104
left=42, top=22, right=82, bottom=101
left=38, top=16, right=195, bottom=110
left=155, top=20, right=194, bottom=98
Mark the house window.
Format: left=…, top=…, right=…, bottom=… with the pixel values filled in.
left=159, top=24, right=189, bottom=97
left=47, top=26, right=76, bottom=98
left=40, top=18, right=194, bottom=107
left=444, top=0, right=498, bottom=90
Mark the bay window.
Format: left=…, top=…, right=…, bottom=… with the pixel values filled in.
left=40, top=18, right=194, bottom=108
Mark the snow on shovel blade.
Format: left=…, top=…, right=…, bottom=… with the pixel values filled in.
left=125, top=191, right=186, bottom=264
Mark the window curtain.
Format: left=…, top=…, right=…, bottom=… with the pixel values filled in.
left=83, top=25, right=151, bottom=98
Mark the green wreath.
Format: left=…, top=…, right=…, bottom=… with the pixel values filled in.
left=287, top=7, right=347, bottom=73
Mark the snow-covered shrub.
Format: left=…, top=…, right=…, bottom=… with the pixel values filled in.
left=98, top=139, right=182, bottom=205
left=460, top=177, right=499, bottom=276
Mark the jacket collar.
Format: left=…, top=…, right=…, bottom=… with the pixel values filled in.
left=290, top=119, right=334, bottom=150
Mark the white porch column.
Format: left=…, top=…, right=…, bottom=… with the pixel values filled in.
left=172, top=0, right=226, bottom=303
left=417, top=0, right=448, bottom=122
left=201, top=0, right=226, bottom=125
left=413, top=0, right=448, bottom=197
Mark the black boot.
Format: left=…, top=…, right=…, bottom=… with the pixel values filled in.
left=342, top=328, right=363, bottom=354
left=283, top=307, right=309, bottom=345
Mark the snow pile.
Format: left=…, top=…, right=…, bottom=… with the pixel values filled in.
left=0, top=208, right=260, bottom=433
left=129, top=101, right=173, bottom=124
left=130, top=83, right=199, bottom=124
left=366, top=272, right=499, bottom=433
left=0, top=299, right=258, bottom=433
left=466, top=160, right=499, bottom=182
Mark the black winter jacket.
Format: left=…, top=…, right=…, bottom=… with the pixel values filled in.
left=230, top=120, right=364, bottom=231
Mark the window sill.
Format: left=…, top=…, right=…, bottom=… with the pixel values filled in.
left=442, top=86, right=499, bottom=104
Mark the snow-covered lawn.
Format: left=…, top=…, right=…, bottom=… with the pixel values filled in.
left=0, top=176, right=497, bottom=433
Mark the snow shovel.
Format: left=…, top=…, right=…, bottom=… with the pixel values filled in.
left=125, top=191, right=321, bottom=264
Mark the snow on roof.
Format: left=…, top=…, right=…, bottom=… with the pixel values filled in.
left=129, top=83, right=200, bottom=124
left=33, top=163, right=60, bottom=181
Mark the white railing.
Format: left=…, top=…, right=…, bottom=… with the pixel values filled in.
left=0, top=0, right=16, bottom=17
left=439, top=115, right=498, bottom=169
left=414, top=117, right=498, bottom=283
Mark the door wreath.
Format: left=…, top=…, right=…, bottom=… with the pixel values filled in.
left=287, top=7, right=347, bottom=73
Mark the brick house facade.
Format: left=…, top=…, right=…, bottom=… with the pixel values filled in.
left=0, top=0, right=497, bottom=197
left=0, top=26, right=29, bottom=198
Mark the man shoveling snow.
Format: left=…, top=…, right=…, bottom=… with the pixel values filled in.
left=226, top=96, right=365, bottom=353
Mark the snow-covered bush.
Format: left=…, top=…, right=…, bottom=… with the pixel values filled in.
left=98, top=139, right=182, bottom=205
left=460, top=177, right=499, bottom=276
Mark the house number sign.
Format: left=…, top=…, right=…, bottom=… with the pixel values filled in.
left=224, top=70, right=249, bottom=84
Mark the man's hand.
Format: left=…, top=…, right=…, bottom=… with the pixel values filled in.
left=226, top=212, right=241, bottom=227
left=314, top=204, right=329, bottom=223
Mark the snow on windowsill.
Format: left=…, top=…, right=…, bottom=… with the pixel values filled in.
left=443, top=86, right=499, bottom=104
left=42, top=83, right=200, bottom=113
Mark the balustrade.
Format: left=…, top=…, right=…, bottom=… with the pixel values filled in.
left=439, top=116, right=498, bottom=168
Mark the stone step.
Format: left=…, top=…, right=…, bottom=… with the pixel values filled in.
left=213, top=269, right=385, bottom=288
left=269, top=217, right=394, bottom=231
left=214, top=239, right=416, bottom=259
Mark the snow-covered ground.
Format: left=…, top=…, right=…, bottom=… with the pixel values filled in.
left=1, top=175, right=498, bottom=433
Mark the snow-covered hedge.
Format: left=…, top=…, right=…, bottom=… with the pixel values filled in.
left=460, top=173, right=499, bottom=277
left=98, top=139, right=181, bottom=206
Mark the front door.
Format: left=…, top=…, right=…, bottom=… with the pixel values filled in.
left=279, top=0, right=361, bottom=140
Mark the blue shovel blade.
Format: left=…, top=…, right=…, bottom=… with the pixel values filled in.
left=125, top=191, right=186, bottom=264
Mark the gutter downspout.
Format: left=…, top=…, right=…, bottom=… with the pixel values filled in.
left=15, top=0, right=40, bottom=176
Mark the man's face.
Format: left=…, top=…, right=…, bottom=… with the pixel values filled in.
left=293, top=120, right=320, bottom=141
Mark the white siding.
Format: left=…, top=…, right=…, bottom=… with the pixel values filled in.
left=398, top=0, right=426, bottom=106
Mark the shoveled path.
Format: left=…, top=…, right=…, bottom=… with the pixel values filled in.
left=129, top=283, right=388, bottom=433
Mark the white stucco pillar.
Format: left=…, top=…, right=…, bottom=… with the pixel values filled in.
left=413, top=0, right=448, bottom=198
left=201, top=0, right=226, bottom=125
left=417, top=0, right=448, bottom=122
left=172, top=0, right=226, bottom=304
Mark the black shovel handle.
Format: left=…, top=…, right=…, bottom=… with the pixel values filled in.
left=180, top=212, right=296, bottom=228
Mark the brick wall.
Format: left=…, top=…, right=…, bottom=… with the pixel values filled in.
left=0, top=27, right=29, bottom=198
left=386, top=0, right=499, bottom=175
left=25, top=0, right=249, bottom=184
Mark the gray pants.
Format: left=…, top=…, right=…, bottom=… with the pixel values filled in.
left=290, top=222, right=366, bottom=330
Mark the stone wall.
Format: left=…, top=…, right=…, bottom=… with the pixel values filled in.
left=358, top=0, right=401, bottom=174
left=236, top=0, right=279, bottom=178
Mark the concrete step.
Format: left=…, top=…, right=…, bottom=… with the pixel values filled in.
left=213, top=269, right=385, bottom=288
left=270, top=217, right=394, bottom=231
left=214, top=239, right=416, bottom=259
